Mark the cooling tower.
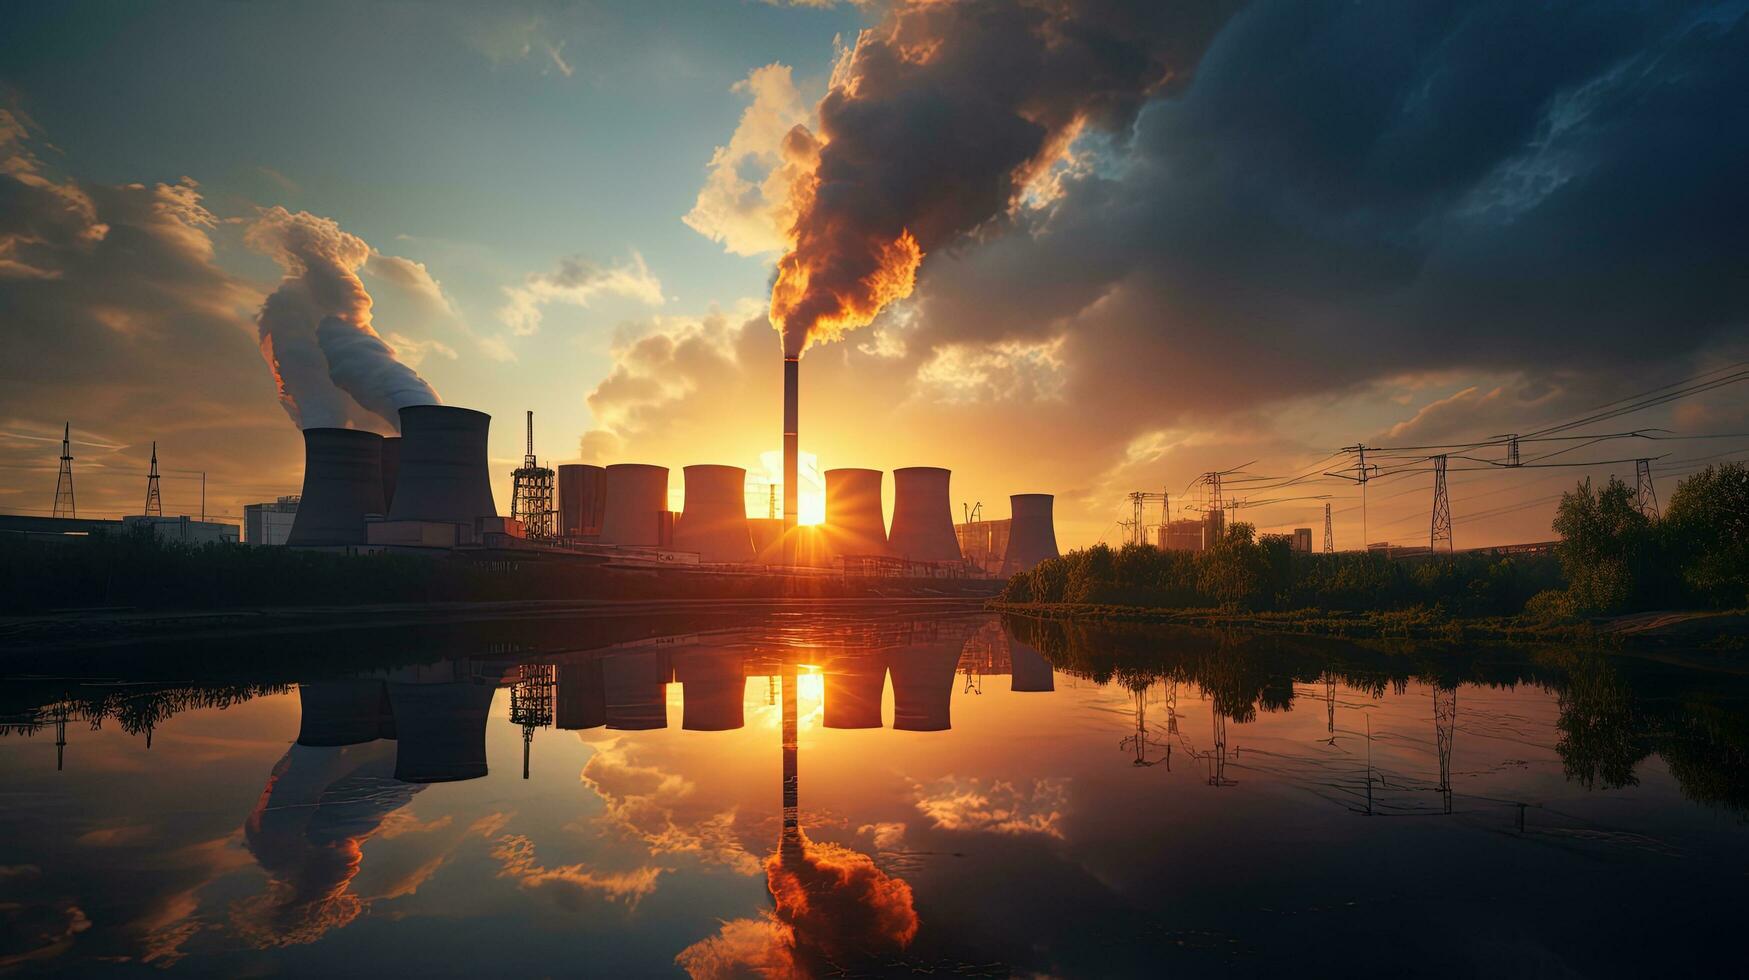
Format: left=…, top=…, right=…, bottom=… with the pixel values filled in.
left=603, top=651, right=667, bottom=730
left=674, top=465, right=756, bottom=563
left=558, top=463, right=606, bottom=537
left=674, top=650, right=746, bottom=731
left=887, top=467, right=962, bottom=563
left=1002, top=493, right=1060, bottom=573
left=889, top=642, right=961, bottom=732
left=555, top=660, right=606, bottom=730
left=387, top=679, right=496, bottom=783
left=287, top=428, right=385, bottom=547
left=1010, top=639, right=1055, bottom=693
left=823, top=468, right=888, bottom=558
left=387, top=405, right=497, bottom=524
left=295, top=680, right=392, bottom=746
left=823, top=654, right=887, bottom=729
left=380, top=436, right=401, bottom=512
left=598, top=464, right=670, bottom=547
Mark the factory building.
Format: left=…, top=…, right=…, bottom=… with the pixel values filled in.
left=122, top=515, right=240, bottom=545
left=1292, top=528, right=1314, bottom=553
left=244, top=496, right=300, bottom=545
left=955, top=518, right=1010, bottom=575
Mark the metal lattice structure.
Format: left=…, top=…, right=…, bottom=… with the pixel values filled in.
left=1430, top=454, right=1453, bottom=554
left=53, top=423, right=75, bottom=518
left=508, top=662, right=555, bottom=780
left=509, top=411, right=556, bottom=539
left=1634, top=458, right=1660, bottom=519
left=1434, top=685, right=1456, bottom=815
left=143, top=442, right=163, bottom=517
left=1323, top=502, right=1333, bottom=554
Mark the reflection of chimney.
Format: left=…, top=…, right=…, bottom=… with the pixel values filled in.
left=783, top=356, right=799, bottom=565
left=603, top=652, right=667, bottom=730
left=288, top=428, right=385, bottom=546
left=1009, top=639, right=1055, bottom=693
left=823, top=655, right=887, bottom=729
left=1002, top=494, right=1060, bottom=574
left=386, top=679, right=495, bottom=783
left=296, top=680, right=392, bottom=746
left=555, top=660, right=606, bottom=730
left=675, top=651, right=746, bottom=731
left=782, top=663, right=799, bottom=844
left=889, top=644, right=960, bottom=731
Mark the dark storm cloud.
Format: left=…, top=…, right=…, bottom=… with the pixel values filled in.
left=908, top=0, right=1749, bottom=421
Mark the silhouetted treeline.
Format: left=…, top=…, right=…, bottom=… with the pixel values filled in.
left=1000, top=530, right=1560, bottom=615
left=0, top=527, right=994, bottom=613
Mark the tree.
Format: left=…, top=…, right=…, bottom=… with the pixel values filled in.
left=1551, top=477, right=1654, bottom=613
left=1663, top=462, right=1749, bottom=607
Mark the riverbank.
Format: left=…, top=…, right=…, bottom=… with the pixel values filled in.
left=987, top=601, right=1749, bottom=651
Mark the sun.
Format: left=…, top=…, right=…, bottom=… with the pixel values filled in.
left=755, top=449, right=826, bottom=525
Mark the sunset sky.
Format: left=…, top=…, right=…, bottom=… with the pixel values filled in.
left=2, top=0, right=1745, bottom=550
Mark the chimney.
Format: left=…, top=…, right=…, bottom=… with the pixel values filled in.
left=387, top=405, right=497, bottom=524
left=674, top=465, right=756, bottom=563
left=887, top=467, right=962, bottom=563
left=1001, top=493, right=1060, bottom=574
left=287, top=428, right=385, bottom=547
left=598, top=464, right=669, bottom=547
left=783, top=356, right=799, bottom=564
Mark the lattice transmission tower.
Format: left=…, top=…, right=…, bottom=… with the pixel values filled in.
left=143, top=442, right=163, bottom=516
left=1434, top=685, right=1457, bottom=815
left=53, top=423, right=75, bottom=518
left=510, top=411, right=556, bottom=538
left=1634, top=458, right=1659, bottom=519
left=1430, top=454, right=1453, bottom=554
left=1322, top=501, right=1333, bottom=554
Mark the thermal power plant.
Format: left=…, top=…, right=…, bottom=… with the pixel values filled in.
left=380, top=436, right=401, bottom=512
left=823, top=468, right=887, bottom=558
left=598, top=464, right=670, bottom=548
left=674, top=650, right=746, bottom=731
left=558, top=463, right=606, bottom=537
left=296, top=680, right=392, bottom=746
left=890, top=642, right=961, bottom=731
left=287, top=428, right=385, bottom=547
left=387, top=405, right=497, bottom=525
left=823, top=655, right=887, bottom=729
left=888, top=467, right=962, bottom=563
left=1002, top=493, right=1060, bottom=574
left=386, top=675, right=496, bottom=783
left=674, top=465, right=756, bottom=563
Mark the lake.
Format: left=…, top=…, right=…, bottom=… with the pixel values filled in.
left=2, top=606, right=1745, bottom=977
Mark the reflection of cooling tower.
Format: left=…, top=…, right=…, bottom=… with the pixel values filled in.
left=888, top=467, right=962, bottom=562
left=380, top=436, right=401, bottom=512
left=1003, top=494, right=1060, bottom=573
left=824, top=655, right=887, bottom=729
left=1009, top=640, right=1055, bottom=693
left=387, top=406, right=497, bottom=523
left=287, top=428, right=385, bottom=547
left=558, top=464, right=606, bottom=537
left=603, top=651, right=667, bottom=730
left=296, top=680, right=392, bottom=746
left=674, top=465, right=755, bottom=563
left=599, top=464, right=670, bottom=547
left=889, top=644, right=961, bottom=731
left=555, top=660, right=606, bottom=730
left=824, top=468, right=888, bottom=558
left=674, top=651, right=746, bottom=731
left=386, top=680, right=496, bottom=783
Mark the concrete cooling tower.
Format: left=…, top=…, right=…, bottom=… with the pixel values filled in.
left=889, top=642, right=962, bottom=732
left=673, top=465, right=755, bottom=563
left=380, top=436, right=401, bottom=513
left=386, top=678, right=496, bottom=783
left=296, top=680, right=393, bottom=746
left=674, top=650, right=746, bottom=731
left=887, top=467, right=962, bottom=563
left=823, top=468, right=888, bottom=558
left=558, top=464, right=606, bottom=537
left=555, top=660, right=606, bottom=730
left=599, top=464, right=670, bottom=547
left=1009, top=639, right=1055, bottom=693
left=387, top=406, right=497, bottom=524
left=823, top=655, right=887, bottom=729
left=1002, top=493, right=1060, bottom=574
left=603, top=651, right=667, bottom=730
left=287, top=428, right=385, bottom=547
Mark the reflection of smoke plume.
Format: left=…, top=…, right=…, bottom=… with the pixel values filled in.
left=246, top=207, right=439, bottom=430
left=768, top=0, right=1234, bottom=357
left=676, top=831, right=918, bottom=979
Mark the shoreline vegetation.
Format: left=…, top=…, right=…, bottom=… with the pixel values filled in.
left=993, top=464, right=1749, bottom=651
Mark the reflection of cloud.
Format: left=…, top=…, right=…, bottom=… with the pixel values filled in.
left=75, top=824, right=153, bottom=848
left=490, top=834, right=661, bottom=910
left=914, top=776, right=1068, bottom=839
left=675, top=913, right=795, bottom=979
left=375, top=810, right=454, bottom=840
left=581, top=738, right=762, bottom=875
left=0, top=901, right=90, bottom=970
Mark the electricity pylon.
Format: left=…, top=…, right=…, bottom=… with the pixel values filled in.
left=1430, top=454, right=1453, bottom=554
left=143, top=443, right=163, bottom=517
left=53, top=423, right=75, bottom=518
left=1634, top=458, right=1659, bottom=519
left=1323, top=501, right=1333, bottom=554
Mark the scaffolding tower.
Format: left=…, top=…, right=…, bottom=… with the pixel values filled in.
left=510, top=411, right=556, bottom=538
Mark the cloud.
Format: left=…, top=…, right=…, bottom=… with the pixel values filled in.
left=462, top=11, right=576, bottom=78
left=579, top=737, right=763, bottom=875
left=490, top=833, right=662, bottom=909
left=913, top=776, right=1067, bottom=839
left=497, top=252, right=665, bottom=336
left=683, top=64, right=812, bottom=256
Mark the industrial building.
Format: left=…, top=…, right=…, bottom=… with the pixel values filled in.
left=1158, top=511, right=1227, bottom=552
left=1292, top=528, right=1314, bottom=553
left=244, top=496, right=300, bottom=545
left=956, top=518, right=1010, bottom=575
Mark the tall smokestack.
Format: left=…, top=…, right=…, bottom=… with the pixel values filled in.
left=783, top=356, right=799, bottom=565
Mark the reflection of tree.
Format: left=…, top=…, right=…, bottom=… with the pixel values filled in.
left=1555, top=655, right=1650, bottom=791
left=1658, top=704, right=1749, bottom=813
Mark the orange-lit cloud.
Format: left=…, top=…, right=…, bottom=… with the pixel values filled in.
left=913, top=776, right=1067, bottom=839
left=490, top=834, right=662, bottom=909
left=579, top=737, right=764, bottom=875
